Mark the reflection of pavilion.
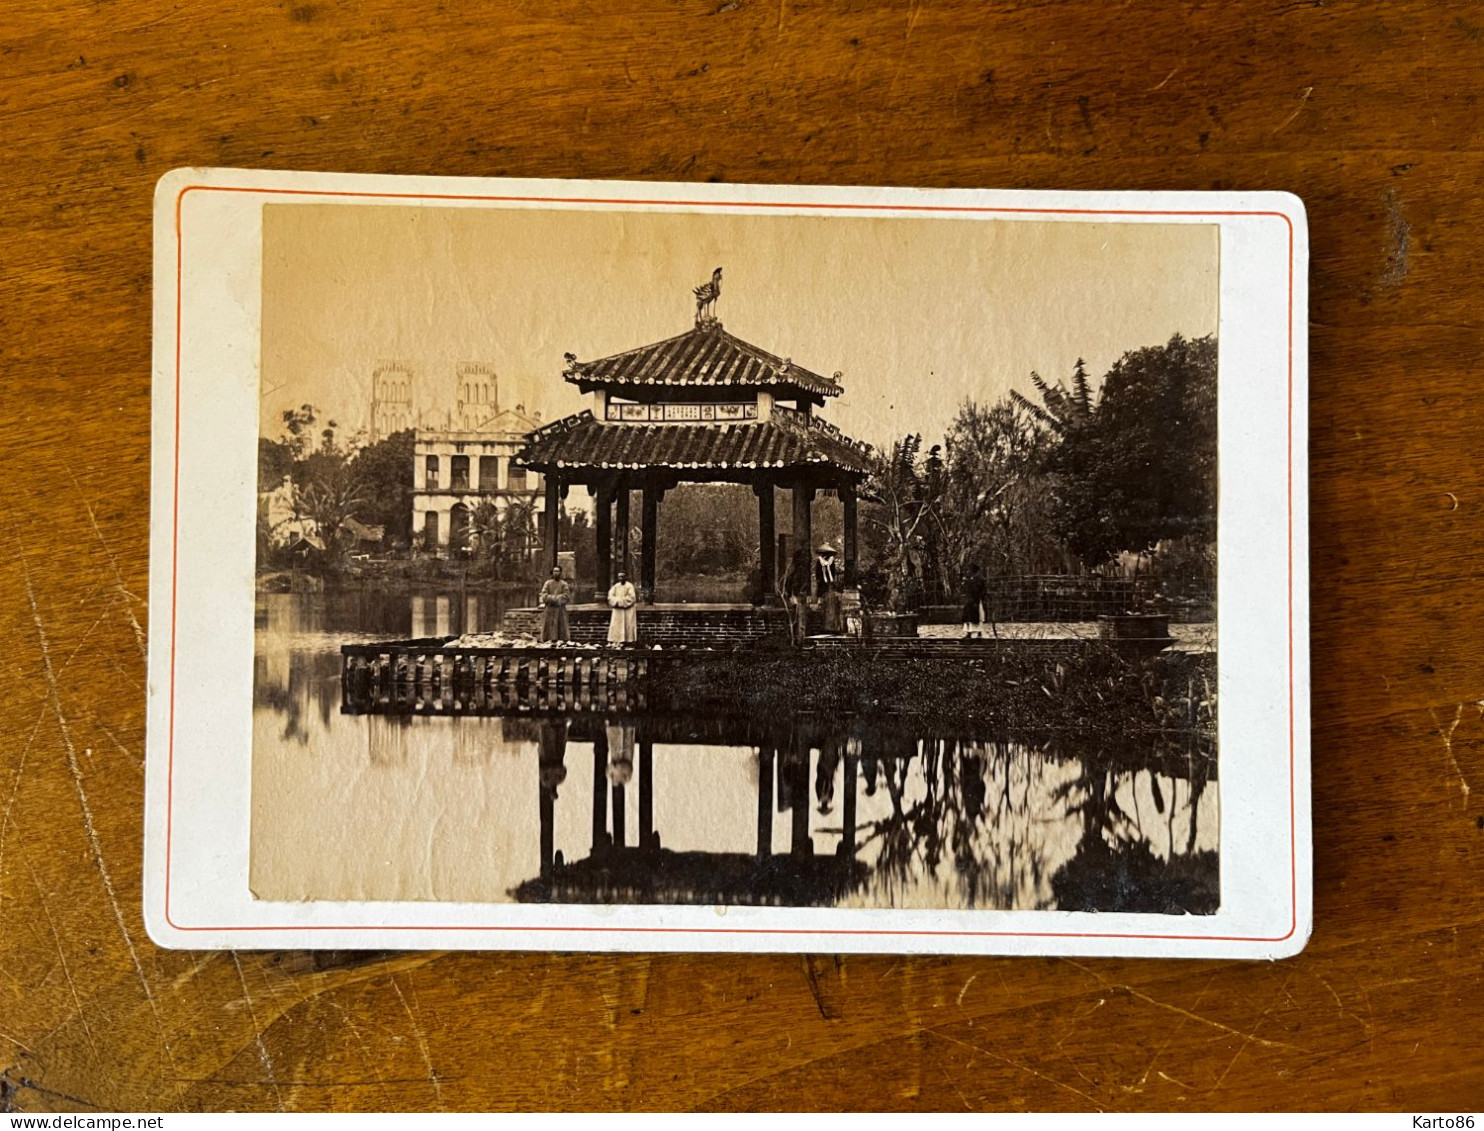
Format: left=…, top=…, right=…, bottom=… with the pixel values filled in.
left=506, top=713, right=1219, bottom=913
left=515, top=290, right=874, bottom=602
left=518, top=716, right=869, bottom=906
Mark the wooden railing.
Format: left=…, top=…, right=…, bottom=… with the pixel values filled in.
left=341, top=640, right=651, bottom=715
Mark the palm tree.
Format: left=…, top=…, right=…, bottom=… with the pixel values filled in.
left=1009, top=358, right=1095, bottom=436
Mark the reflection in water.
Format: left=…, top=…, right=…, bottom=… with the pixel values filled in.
left=253, top=593, right=1218, bottom=912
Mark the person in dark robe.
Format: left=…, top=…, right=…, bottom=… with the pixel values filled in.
left=538, top=565, right=571, bottom=642
left=961, top=561, right=988, bottom=638
left=814, top=542, right=844, bottom=634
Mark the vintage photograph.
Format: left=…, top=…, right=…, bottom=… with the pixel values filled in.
left=250, top=201, right=1219, bottom=914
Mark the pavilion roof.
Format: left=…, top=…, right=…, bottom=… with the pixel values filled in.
left=514, top=406, right=874, bottom=480
left=564, top=323, right=843, bottom=401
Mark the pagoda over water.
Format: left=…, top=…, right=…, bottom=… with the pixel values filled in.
left=516, top=269, right=873, bottom=604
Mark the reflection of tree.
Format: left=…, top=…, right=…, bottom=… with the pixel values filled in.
left=254, top=594, right=353, bottom=745
left=1049, top=735, right=1218, bottom=914
left=253, top=642, right=343, bottom=746
left=853, top=728, right=1218, bottom=913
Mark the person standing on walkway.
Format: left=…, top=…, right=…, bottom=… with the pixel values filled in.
left=538, top=565, right=572, bottom=642
left=962, top=561, right=988, bottom=638
left=606, top=570, right=639, bottom=645
left=815, top=542, right=844, bottom=634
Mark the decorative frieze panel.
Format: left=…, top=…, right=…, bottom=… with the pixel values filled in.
left=606, top=401, right=759, bottom=423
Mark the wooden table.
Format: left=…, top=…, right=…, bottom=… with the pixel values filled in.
left=1, top=0, right=1480, bottom=1112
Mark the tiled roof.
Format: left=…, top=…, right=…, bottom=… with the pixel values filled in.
left=565, top=324, right=843, bottom=399
left=515, top=407, right=873, bottom=478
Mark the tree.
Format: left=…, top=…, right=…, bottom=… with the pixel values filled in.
left=347, top=429, right=415, bottom=546
left=1041, top=335, right=1217, bottom=564
left=941, top=397, right=1065, bottom=581
left=297, top=462, right=369, bottom=556
left=861, top=435, right=950, bottom=610
left=258, top=437, right=294, bottom=494
left=656, top=484, right=758, bottom=577
left=1009, top=358, right=1094, bottom=437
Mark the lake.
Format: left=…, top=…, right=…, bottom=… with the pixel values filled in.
left=251, top=590, right=1219, bottom=913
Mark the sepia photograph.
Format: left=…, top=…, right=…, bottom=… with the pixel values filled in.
left=248, top=200, right=1220, bottom=916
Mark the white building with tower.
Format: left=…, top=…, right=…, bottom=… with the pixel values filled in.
left=369, top=360, right=415, bottom=442
left=407, top=363, right=546, bottom=556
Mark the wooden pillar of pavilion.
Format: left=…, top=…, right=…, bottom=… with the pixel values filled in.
left=841, top=745, right=859, bottom=860
left=755, top=483, right=776, bottom=604
left=611, top=779, right=626, bottom=849
left=591, top=727, right=609, bottom=854
left=640, top=484, right=661, bottom=603
left=594, top=484, right=614, bottom=600
left=789, top=747, right=811, bottom=856
left=542, top=474, right=561, bottom=571
left=756, top=745, right=775, bottom=857
left=639, top=739, right=654, bottom=851
left=539, top=780, right=555, bottom=879
left=842, top=484, right=859, bottom=588
left=791, top=484, right=814, bottom=597
left=614, top=485, right=631, bottom=580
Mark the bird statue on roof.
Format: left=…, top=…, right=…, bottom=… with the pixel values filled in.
left=693, top=266, right=723, bottom=325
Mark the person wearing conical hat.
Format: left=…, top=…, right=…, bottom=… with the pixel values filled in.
left=814, top=542, right=844, bottom=634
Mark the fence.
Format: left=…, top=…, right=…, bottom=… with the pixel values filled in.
left=918, top=575, right=1215, bottom=624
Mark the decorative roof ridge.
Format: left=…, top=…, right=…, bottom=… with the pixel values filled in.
left=524, top=408, right=595, bottom=442
left=771, top=405, right=877, bottom=459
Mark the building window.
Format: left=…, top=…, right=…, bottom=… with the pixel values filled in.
left=425, top=455, right=439, bottom=490
left=450, top=455, right=470, bottom=491
left=479, top=455, right=500, bottom=491
left=424, top=510, right=440, bottom=551
left=507, top=464, right=528, bottom=492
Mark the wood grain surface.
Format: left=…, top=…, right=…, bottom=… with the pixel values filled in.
left=1, top=0, right=1481, bottom=1112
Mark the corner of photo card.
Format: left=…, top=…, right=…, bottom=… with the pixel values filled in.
left=140, top=864, right=188, bottom=950
left=154, top=165, right=207, bottom=213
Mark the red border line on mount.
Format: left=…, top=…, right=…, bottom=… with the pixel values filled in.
left=165, top=183, right=1298, bottom=941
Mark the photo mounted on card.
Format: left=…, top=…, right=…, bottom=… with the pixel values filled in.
left=144, top=169, right=1310, bottom=956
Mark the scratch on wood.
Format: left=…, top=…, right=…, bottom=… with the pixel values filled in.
left=390, top=973, right=445, bottom=1110
left=801, top=954, right=844, bottom=1020
left=14, top=531, right=183, bottom=1093
left=1211, top=972, right=1294, bottom=1091
left=1061, top=960, right=1301, bottom=1051
left=1380, top=186, right=1411, bottom=290
left=1428, top=704, right=1472, bottom=803
left=956, top=973, right=977, bottom=1007
left=28, top=862, right=101, bottom=1067
left=69, top=469, right=147, bottom=662
left=928, top=1029, right=1104, bottom=1111
left=1272, top=85, right=1313, bottom=133
left=92, top=719, right=144, bottom=770
left=0, top=1069, right=102, bottom=1112
left=231, top=952, right=286, bottom=1112
left=0, top=705, right=47, bottom=922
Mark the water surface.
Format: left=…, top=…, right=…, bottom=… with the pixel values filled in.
left=252, top=591, right=1218, bottom=912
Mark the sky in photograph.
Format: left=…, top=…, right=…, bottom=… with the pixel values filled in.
left=260, top=202, right=1218, bottom=449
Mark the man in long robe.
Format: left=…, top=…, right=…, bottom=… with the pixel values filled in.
left=606, top=570, right=639, bottom=645
left=538, top=566, right=571, bottom=642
